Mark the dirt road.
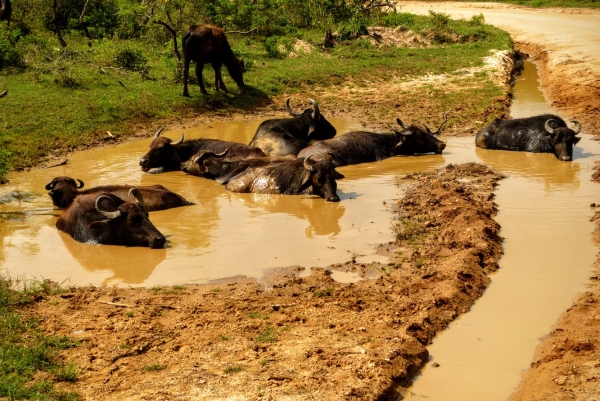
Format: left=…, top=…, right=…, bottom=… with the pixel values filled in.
left=398, top=1, right=600, bottom=135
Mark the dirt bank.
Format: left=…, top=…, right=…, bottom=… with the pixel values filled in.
left=21, top=164, right=502, bottom=400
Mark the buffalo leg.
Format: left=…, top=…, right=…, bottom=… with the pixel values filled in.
left=196, top=62, right=208, bottom=94
left=183, top=58, right=191, bottom=97
left=212, top=63, right=228, bottom=92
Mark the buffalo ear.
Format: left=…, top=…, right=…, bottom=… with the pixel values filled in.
left=334, top=171, right=345, bottom=180
left=88, top=220, right=109, bottom=232
left=573, top=136, right=581, bottom=145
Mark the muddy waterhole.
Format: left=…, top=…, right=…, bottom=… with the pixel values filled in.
left=0, top=61, right=598, bottom=400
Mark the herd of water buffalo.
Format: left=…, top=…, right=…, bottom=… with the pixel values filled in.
left=44, top=97, right=582, bottom=249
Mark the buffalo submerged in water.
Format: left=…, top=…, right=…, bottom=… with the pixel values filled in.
left=139, top=127, right=265, bottom=172
left=56, top=189, right=166, bottom=248
left=297, top=113, right=448, bottom=166
left=475, top=114, right=582, bottom=161
left=249, top=98, right=337, bottom=157
left=224, top=154, right=345, bottom=202
left=45, top=176, right=193, bottom=210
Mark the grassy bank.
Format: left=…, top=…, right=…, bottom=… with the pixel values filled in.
left=0, top=10, right=511, bottom=181
left=472, top=0, right=600, bottom=8
left=0, top=276, right=80, bottom=400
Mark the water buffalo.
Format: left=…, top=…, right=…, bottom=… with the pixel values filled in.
left=248, top=98, right=337, bottom=157
left=181, top=148, right=294, bottom=183
left=45, top=176, right=193, bottom=210
left=56, top=189, right=166, bottom=248
left=139, top=127, right=266, bottom=173
left=225, top=154, right=345, bottom=202
left=475, top=114, right=582, bottom=161
left=0, top=0, right=11, bottom=24
left=182, top=24, right=245, bottom=96
left=297, top=114, right=448, bottom=166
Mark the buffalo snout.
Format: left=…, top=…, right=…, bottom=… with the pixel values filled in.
left=150, top=235, right=166, bottom=249
left=560, top=155, right=572, bottom=162
left=437, top=141, right=447, bottom=154
left=326, top=194, right=341, bottom=202
left=139, top=158, right=150, bottom=172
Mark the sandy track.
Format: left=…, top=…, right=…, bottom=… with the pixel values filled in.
left=398, top=1, right=600, bottom=134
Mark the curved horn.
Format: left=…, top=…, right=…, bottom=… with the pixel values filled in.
left=44, top=179, right=56, bottom=191
left=172, top=131, right=185, bottom=145
left=396, top=118, right=407, bottom=129
left=570, top=120, right=581, bottom=135
left=544, top=119, right=555, bottom=134
left=153, top=127, right=166, bottom=140
left=95, top=195, right=121, bottom=219
left=76, top=179, right=84, bottom=189
left=285, top=98, right=296, bottom=116
left=433, top=109, right=451, bottom=135
left=393, top=127, right=413, bottom=136
left=303, top=155, right=316, bottom=171
left=128, top=188, right=145, bottom=208
left=309, top=99, right=320, bottom=120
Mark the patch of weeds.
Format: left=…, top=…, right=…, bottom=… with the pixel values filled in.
left=224, top=365, right=244, bottom=374
left=220, top=335, right=230, bottom=341
left=124, top=311, right=135, bottom=318
left=392, top=217, right=425, bottom=242
left=280, top=325, right=292, bottom=332
left=118, top=343, right=129, bottom=349
left=260, top=359, right=272, bottom=366
left=0, top=148, right=12, bottom=184
left=144, top=364, right=166, bottom=372
left=256, top=326, right=278, bottom=343
left=172, top=285, right=186, bottom=291
left=414, top=259, right=425, bottom=269
left=314, top=286, right=334, bottom=298
left=53, top=363, right=78, bottom=382
left=148, top=285, right=163, bottom=295
left=211, top=287, right=221, bottom=293
left=248, top=311, right=270, bottom=320
left=358, top=337, right=374, bottom=345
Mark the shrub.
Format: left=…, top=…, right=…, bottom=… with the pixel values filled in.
left=115, top=44, right=149, bottom=77
left=383, top=12, right=416, bottom=28
left=0, top=24, right=24, bottom=70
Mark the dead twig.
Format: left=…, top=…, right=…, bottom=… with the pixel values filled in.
left=42, top=159, right=68, bottom=169
left=99, top=300, right=181, bottom=310
left=225, top=26, right=261, bottom=35
left=0, top=90, right=7, bottom=97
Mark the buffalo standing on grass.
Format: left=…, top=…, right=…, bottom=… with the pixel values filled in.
left=297, top=114, right=448, bottom=166
left=45, top=176, right=193, bottom=210
left=182, top=24, right=245, bottom=96
left=475, top=114, right=582, bottom=161
left=56, top=189, right=166, bottom=248
left=224, top=154, right=345, bottom=202
left=139, top=127, right=266, bottom=173
left=181, top=148, right=293, bottom=183
left=249, top=98, right=337, bottom=157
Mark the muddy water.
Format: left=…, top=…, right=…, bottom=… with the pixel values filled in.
left=2, top=119, right=452, bottom=287
left=403, top=61, right=599, bottom=400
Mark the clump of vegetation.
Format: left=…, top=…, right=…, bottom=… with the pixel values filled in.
left=0, top=149, right=11, bottom=184
left=314, top=286, right=334, bottom=297
left=144, top=364, right=166, bottom=372
left=115, top=44, right=149, bottom=78
left=224, top=365, right=244, bottom=374
left=0, top=275, right=80, bottom=400
left=256, top=326, right=278, bottom=343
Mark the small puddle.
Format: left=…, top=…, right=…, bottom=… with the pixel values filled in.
left=402, top=61, right=599, bottom=400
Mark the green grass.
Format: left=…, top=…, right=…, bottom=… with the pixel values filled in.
left=224, top=365, right=244, bottom=374
left=256, top=326, right=278, bottom=343
left=0, top=14, right=511, bottom=174
left=0, top=275, right=80, bottom=400
left=314, top=286, right=334, bottom=297
left=144, top=364, right=166, bottom=372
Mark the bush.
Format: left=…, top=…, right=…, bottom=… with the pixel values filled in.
left=114, top=44, right=149, bottom=77
left=42, top=0, right=120, bottom=39
left=263, top=36, right=284, bottom=58
left=383, top=12, right=416, bottom=28
left=0, top=24, right=24, bottom=69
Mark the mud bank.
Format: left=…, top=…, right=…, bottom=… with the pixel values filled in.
left=20, top=164, right=502, bottom=400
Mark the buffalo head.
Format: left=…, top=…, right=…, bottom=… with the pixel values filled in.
left=181, top=149, right=228, bottom=178
left=544, top=119, right=581, bottom=161
left=45, top=176, right=85, bottom=208
left=139, top=127, right=185, bottom=172
left=392, top=112, right=448, bottom=155
left=91, top=189, right=166, bottom=248
left=286, top=98, right=337, bottom=141
left=303, top=154, right=344, bottom=202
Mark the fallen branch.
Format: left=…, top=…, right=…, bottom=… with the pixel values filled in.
left=225, top=26, right=260, bottom=35
left=99, top=300, right=181, bottom=310
left=42, top=159, right=68, bottom=169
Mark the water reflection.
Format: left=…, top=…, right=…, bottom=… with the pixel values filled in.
left=59, top=231, right=167, bottom=286
left=226, top=192, right=346, bottom=238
